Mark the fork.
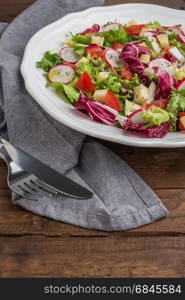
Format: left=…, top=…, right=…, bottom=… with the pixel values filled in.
left=0, top=142, right=59, bottom=202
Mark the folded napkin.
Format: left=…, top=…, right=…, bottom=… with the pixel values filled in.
left=0, top=0, right=168, bottom=231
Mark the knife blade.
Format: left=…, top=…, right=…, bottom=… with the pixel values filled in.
left=1, top=138, right=93, bottom=200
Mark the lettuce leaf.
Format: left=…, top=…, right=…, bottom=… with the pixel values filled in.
left=99, top=27, right=128, bottom=44
left=168, top=32, right=185, bottom=56
left=121, top=74, right=140, bottom=90
left=95, top=71, right=121, bottom=93
left=147, top=21, right=162, bottom=30
left=76, top=61, right=94, bottom=76
left=48, top=80, right=80, bottom=104
left=36, top=51, right=62, bottom=72
left=143, top=106, right=172, bottom=127
left=167, top=90, right=185, bottom=131
left=72, top=34, right=92, bottom=44
left=106, top=76, right=121, bottom=93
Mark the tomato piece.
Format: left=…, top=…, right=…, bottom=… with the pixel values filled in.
left=178, top=112, right=185, bottom=130
left=111, top=42, right=125, bottom=51
left=151, top=99, right=168, bottom=110
left=85, top=45, right=104, bottom=59
left=118, top=66, right=134, bottom=80
left=125, top=24, right=147, bottom=36
left=104, top=91, right=122, bottom=111
left=75, top=71, right=95, bottom=95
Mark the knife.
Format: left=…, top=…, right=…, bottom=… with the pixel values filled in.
left=0, top=138, right=93, bottom=200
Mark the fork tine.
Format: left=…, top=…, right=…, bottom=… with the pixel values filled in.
left=24, top=182, right=40, bottom=192
left=16, top=185, right=38, bottom=201
left=30, top=179, right=58, bottom=195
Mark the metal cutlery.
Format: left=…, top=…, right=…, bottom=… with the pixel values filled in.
left=0, top=137, right=93, bottom=201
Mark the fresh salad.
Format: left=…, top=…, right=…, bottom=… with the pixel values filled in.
left=37, top=20, right=185, bottom=138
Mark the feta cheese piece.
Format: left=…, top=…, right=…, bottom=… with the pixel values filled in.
left=134, top=84, right=149, bottom=105
left=91, top=36, right=104, bottom=47
left=140, top=54, right=150, bottom=64
left=157, top=34, right=169, bottom=48
left=93, top=89, right=107, bottom=103
left=97, top=72, right=110, bottom=82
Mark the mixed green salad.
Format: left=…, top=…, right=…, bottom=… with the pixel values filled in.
left=37, top=20, right=185, bottom=138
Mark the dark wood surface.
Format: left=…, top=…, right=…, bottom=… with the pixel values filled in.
left=0, top=0, right=185, bottom=278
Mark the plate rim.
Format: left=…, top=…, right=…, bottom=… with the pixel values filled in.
left=21, top=3, right=185, bottom=148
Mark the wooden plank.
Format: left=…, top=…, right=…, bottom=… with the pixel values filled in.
left=106, top=0, right=185, bottom=10
left=0, top=236, right=184, bottom=277
left=0, top=188, right=184, bottom=236
left=0, top=0, right=185, bottom=23
left=0, top=161, right=8, bottom=188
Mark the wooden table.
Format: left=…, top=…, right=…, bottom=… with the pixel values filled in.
left=0, top=0, right=185, bottom=278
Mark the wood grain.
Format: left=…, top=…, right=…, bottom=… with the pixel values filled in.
left=0, top=236, right=184, bottom=278
left=106, top=0, right=185, bottom=10
left=0, top=0, right=185, bottom=278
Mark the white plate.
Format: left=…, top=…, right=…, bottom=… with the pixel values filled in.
left=21, top=3, right=185, bottom=148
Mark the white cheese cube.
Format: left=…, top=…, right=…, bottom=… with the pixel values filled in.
left=93, top=89, right=107, bottom=103
left=91, top=36, right=104, bottom=47
left=140, top=54, right=150, bottom=64
left=134, top=84, right=149, bottom=105
left=97, top=72, right=110, bottom=82
left=157, top=34, right=169, bottom=48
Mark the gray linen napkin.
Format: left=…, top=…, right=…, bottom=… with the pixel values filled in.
left=0, top=0, right=168, bottom=231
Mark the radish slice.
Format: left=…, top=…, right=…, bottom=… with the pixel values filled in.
left=168, top=47, right=185, bottom=62
left=101, top=23, right=121, bottom=32
left=128, top=109, right=146, bottom=124
left=60, top=47, right=79, bottom=63
left=177, top=78, right=185, bottom=90
left=104, top=49, right=123, bottom=68
left=116, top=115, right=128, bottom=127
left=149, top=58, right=173, bottom=75
left=48, top=64, right=75, bottom=84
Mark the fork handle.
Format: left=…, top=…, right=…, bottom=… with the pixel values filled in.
left=0, top=135, right=12, bottom=164
left=0, top=146, right=12, bottom=165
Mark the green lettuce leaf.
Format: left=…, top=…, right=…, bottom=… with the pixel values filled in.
left=76, top=61, right=94, bottom=76
left=143, top=106, right=172, bottom=127
left=168, top=32, right=185, bottom=56
left=167, top=90, right=185, bottom=131
left=121, top=74, right=140, bottom=90
left=36, top=51, right=62, bottom=72
left=147, top=21, right=162, bottom=30
left=48, top=79, right=80, bottom=104
left=73, top=34, right=92, bottom=44
left=106, top=76, right=121, bottom=93
left=99, top=26, right=128, bottom=44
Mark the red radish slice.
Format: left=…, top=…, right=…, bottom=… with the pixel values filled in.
left=128, top=109, right=146, bottom=124
left=149, top=58, right=173, bottom=75
left=177, top=78, right=185, bottom=90
left=60, top=47, right=79, bottom=63
left=48, top=64, right=75, bottom=84
left=101, top=23, right=121, bottom=32
left=104, top=49, right=123, bottom=68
